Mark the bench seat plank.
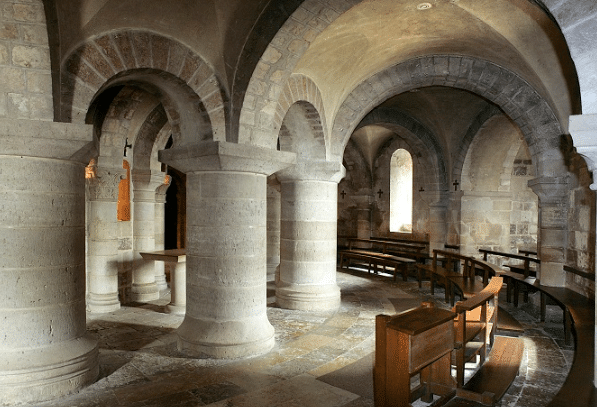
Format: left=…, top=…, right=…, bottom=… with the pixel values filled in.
left=463, top=336, right=524, bottom=403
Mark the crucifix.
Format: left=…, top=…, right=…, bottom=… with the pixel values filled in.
left=453, top=179, right=459, bottom=191
left=123, top=138, right=132, bottom=157
left=340, top=190, right=346, bottom=199
left=377, top=189, right=383, bottom=199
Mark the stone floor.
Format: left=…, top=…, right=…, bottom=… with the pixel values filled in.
left=29, top=268, right=573, bottom=407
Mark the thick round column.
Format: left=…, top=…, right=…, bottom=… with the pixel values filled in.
left=569, top=113, right=597, bottom=386
left=0, top=155, right=98, bottom=404
left=276, top=167, right=343, bottom=311
left=267, top=176, right=281, bottom=281
left=130, top=174, right=163, bottom=302
left=177, top=171, right=274, bottom=357
left=159, top=141, right=296, bottom=359
left=87, top=166, right=125, bottom=313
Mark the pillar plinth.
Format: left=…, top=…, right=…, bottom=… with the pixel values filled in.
left=87, top=165, right=126, bottom=313
left=0, top=119, right=98, bottom=404
left=159, top=141, right=295, bottom=358
left=276, top=162, right=345, bottom=311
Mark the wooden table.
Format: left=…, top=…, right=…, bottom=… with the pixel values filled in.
left=139, top=249, right=186, bottom=315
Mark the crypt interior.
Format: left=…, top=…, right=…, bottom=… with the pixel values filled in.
left=1, top=0, right=597, bottom=406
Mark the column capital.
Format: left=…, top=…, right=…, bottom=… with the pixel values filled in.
left=277, top=160, right=345, bottom=183
left=131, top=171, right=170, bottom=202
left=86, top=166, right=126, bottom=201
left=528, top=176, right=570, bottom=203
left=159, top=140, right=296, bottom=175
left=570, top=113, right=597, bottom=190
left=156, top=175, right=171, bottom=203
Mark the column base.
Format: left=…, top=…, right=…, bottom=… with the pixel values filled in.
left=86, top=293, right=121, bottom=313
left=166, top=303, right=186, bottom=315
left=176, top=315, right=275, bottom=359
left=0, top=336, right=98, bottom=405
left=276, top=282, right=341, bottom=311
left=156, top=274, right=169, bottom=293
left=130, top=283, right=160, bottom=302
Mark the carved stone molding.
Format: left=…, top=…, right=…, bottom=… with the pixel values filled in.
left=87, top=167, right=126, bottom=201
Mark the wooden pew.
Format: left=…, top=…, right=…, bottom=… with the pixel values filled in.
left=479, top=248, right=539, bottom=278
left=338, top=249, right=415, bottom=281
left=479, top=261, right=596, bottom=406
left=452, top=277, right=502, bottom=387
left=377, top=278, right=525, bottom=407
left=416, top=250, right=499, bottom=305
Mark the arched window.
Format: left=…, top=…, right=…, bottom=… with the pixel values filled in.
left=390, top=149, right=413, bottom=233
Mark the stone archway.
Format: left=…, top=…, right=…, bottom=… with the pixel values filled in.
left=331, top=55, right=569, bottom=285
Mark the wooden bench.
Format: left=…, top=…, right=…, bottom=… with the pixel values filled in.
left=338, top=249, right=415, bottom=281
left=479, top=248, right=539, bottom=278
left=452, top=277, right=503, bottom=387
left=346, top=237, right=428, bottom=263
left=416, top=250, right=500, bottom=305
left=437, top=336, right=525, bottom=407
left=480, top=261, right=596, bottom=406
left=434, top=277, right=525, bottom=407
left=377, top=277, right=525, bottom=407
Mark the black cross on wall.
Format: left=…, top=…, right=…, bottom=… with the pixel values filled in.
left=377, top=189, right=383, bottom=199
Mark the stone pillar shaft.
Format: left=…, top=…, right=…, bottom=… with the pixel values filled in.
left=276, top=162, right=344, bottom=311
left=267, top=176, right=281, bottom=281
left=159, top=140, right=296, bottom=358
left=155, top=178, right=170, bottom=292
left=177, top=171, right=274, bottom=357
left=528, top=177, right=569, bottom=287
left=87, top=166, right=125, bottom=313
left=569, top=113, right=597, bottom=387
left=0, top=119, right=98, bottom=404
left=130, top=174, right=166, bottom=302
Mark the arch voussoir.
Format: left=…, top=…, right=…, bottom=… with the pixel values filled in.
left=332, top=55, right=564, bottom=182
left=60, top=30, right=227, bottom=143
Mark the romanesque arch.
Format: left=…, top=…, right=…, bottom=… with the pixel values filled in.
left=60, top=30, right=227, bottom=143
left=331, top=56, right=564, bottom=179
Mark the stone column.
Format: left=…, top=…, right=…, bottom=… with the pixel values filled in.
left=0, top=119, right=98, bottom=404
left=267, top=175, right=281, bottom=282
left=569, top=113, right=597, bottom=386
left=447, top=190, right=464, bottom=252
left=419, top=192, right=448, bottom=253
left=354, top=195, right=372, bottom=240
left=130, top=172, right=165, bottom=302
left=159, top=141, right=295, bottom=358
left=528, top=177, right=569, bottom=287
left=276, top=162, right=345, bottom=311
left=155, top=176, right=171, bottom=292
left=86, top=165, right=126, bottom=313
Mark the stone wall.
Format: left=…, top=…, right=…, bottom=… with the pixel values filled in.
left=0, top=0, right=52, bottom=121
